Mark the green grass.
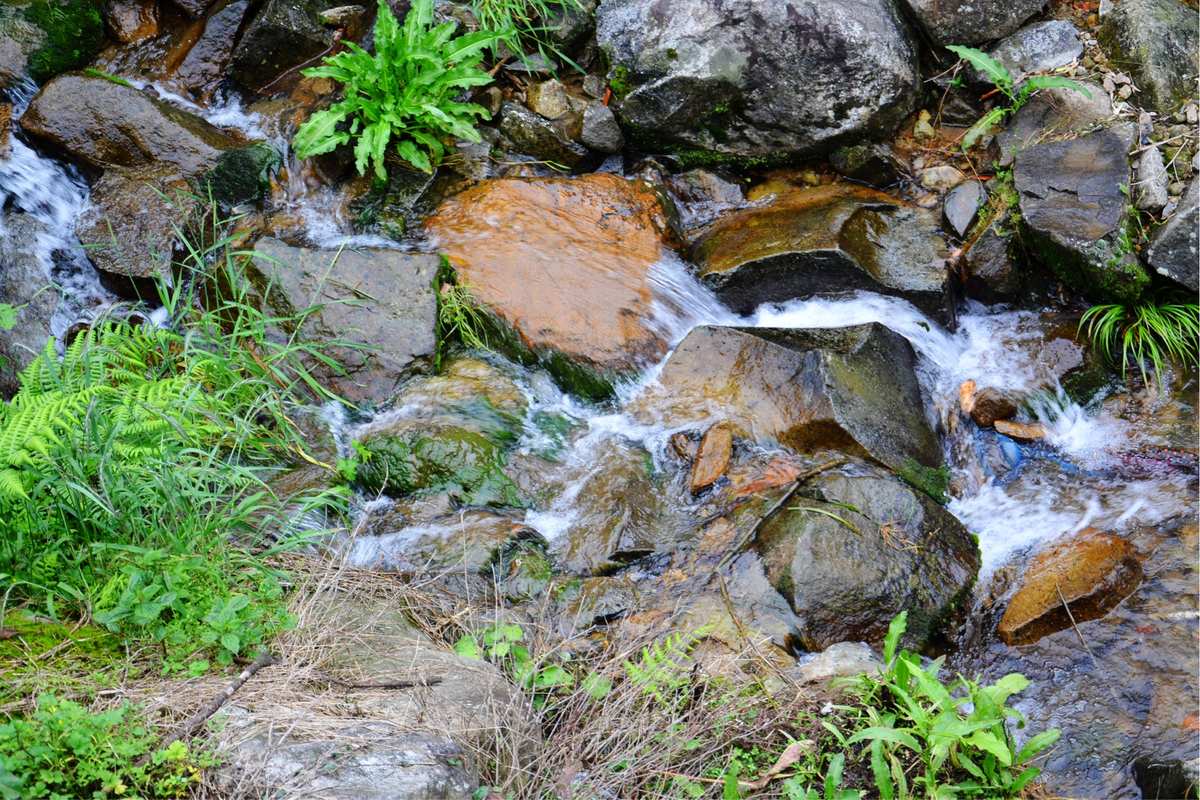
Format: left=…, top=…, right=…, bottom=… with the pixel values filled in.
left=471, top=0, right=587, bottom=71
left=1080, top=299, right=1199, bottom=386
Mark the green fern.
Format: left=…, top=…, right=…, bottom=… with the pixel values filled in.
left=623, top=625, right=712, bottom=706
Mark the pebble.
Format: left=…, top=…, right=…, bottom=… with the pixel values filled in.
left=913, top=110, right=936, bottom=140
left=920, top=164, right=966, bottom=192
left=994, top=419, right=1046, bottom=441
left=1117, top=84, right=1134, bottom=101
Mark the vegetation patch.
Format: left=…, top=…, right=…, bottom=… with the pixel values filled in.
left=23, top=0, right=104, bottom=83
left=1080, top=296, right=1199, bottom=386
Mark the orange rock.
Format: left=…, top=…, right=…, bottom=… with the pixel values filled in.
left=690, top=421, right=733, bottom=494
left=998, top=528, right=1143, bottom=646
left=959, top=379, right=977, bottom=415
left=970, top=387, right=1019, bottom=428
left=994, top=419, right=1046, bottom=441
left=426, top=174, right=675, bottom=397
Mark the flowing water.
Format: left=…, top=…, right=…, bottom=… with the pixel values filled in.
left=1, top=77, right=1195, bottom=796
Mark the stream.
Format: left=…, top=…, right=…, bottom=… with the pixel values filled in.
left=1, top=83, right=1195, bottom=798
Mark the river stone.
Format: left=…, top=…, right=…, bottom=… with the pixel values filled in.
left=962, top=223, right=1020, bottom=302
left=756, top=461, right=980, bottom=650
left=1145, top=178, right=1199, bottom=292
left=596, top=0, right=919, bottom=163
left=105, top=0, right=158, bottom=43
left=339, top=511, right=545, bottom=574
left=75, top=166, right=197, bottom=281
left=229, top=0, right=336, bottom=93
left=174, top=0, right=252, bottom=98
left=788, top=642, right=881, bottom=685
left=0, top=213, right=58, bottom=397
left=526, top=79, right=571, bottom=119
left=637, top=324, right=944, bottom=474
left=248, top=239, right=439, bottom=403
left=943, top=180, right=987, bottom=237
left=199, top=141, right=281, bottom=208
left=425, top=174, right=677, bottom=401
left=995, top=81, right=1111, bottom=167
left=968, top=387, right=1019, bottom=428
left=900, top=0, right=1043, bottom=45
left=1014, top=125, right=1150, bottom=303
left=829, top=143, right=902, bottom=186
left=690, top=421, right=733, bottom=494
left=168, top=0, right=219, bottom=17
left=213, top=593, right=516, bottom=799
left=580, top=101, right=624, bottom=154
left=986, top=20, right=1083, bottom=80
left=1099, top=0, right=1199, bottom=114
left=690, top=186, right=954, bottom=323
left=498, top=101, right=589, bottom=167
left=20, top=73, right=241, bottom=175
left=998, top=528, right=1143, bottom=645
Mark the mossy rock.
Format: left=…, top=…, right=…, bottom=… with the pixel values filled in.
left=196, top=142, right=280, bottom=209
left=23, top=0, right=104, bottom=83
left=0, top=613, right=129, bottom=705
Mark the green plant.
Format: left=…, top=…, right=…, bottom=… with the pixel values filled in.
left=947, top=45, right=1090, bottom=150
left=1080, top=299, right=1200, bottom=386
left=0, top=694, right=212, bottom=800
left=844, top=612, right=1060, bottom=799
left=623, top=626, right=710, bottom=706
left=470, top=0, right=586, bottom=71
left=455, top=622, right=574, bottom=701
left=292, top=0, right=500, bottom=177
left=780, top=754, right=861, bottom=800
left=438, top=280, right=491, bottom=352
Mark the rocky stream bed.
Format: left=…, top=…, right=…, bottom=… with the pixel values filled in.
left=0, top=0, right=1198, bottom=797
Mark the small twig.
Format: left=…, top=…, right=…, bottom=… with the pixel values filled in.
left=1055, top=583, right=1100, bottom=668
left=311, top=670, right=444, bottom=690
left=693, top=457, right=847, bottom=530
left=137, top=649, right=277, bottom=765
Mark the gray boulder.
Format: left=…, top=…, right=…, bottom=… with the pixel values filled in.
left=174, top=0, right=252, bottom=98
left=229, top=0, right=337, bottom=93
left=498, top=101, right=589, bottom=167
left=962, top=223, right=1021, bottom=302
left=1134, top=144, right=1169, bottom=214
left=248, top=239, right=439, bottom=403
left=900, top=0, right=1044, bottom=45
left=987, top=20, right=1083, bottom=80
left=756, top=461, right=979, bottom=650
left=1145, top=179, right=1199, bottom=292
left=0, top=213, right=58, bottom=396
left=580, top=102, right=624, bottom=153
left=1099, top=0, right=1199, bottom=114
left=1015, top=125, right=1150, bottom=302
left=995, top=81, right=1112, bottom=167
left=636, top=324, right=944, bottom=475
left=596, top=0, right=919, bottom=162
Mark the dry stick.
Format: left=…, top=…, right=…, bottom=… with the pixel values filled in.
left=311, top=670, right=444, bottom=691
left=136, top=650, right=278, bottom=766
left=1055, top=583, right=1101, bottom=668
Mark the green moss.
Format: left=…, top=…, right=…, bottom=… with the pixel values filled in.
left=0, top=613, right=131, bottom=705
left=1023, top=217, right=1150, bottom=303
left=24, top=0, right=104, bottom=83
left=609, top=64, right=632, bottom=99
left=896, top=459, right=950, bottom=505
left=197, top=143, right=281, bottom=209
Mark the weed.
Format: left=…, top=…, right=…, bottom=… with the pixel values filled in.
left=293, top=0, right=500, bottom=177
left=471, top=0, right=587, bottom=72
left=438, top=281, right=492, bottom=353
left=947, top=45, right=1090, bottom=150
left=1080, top=298, right=1199, bottom=386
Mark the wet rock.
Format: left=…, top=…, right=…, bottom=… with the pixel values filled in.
left=967, top=387, right=1019, bottom=428
left=1099, top=0, right=1199, bottom=114
left=668, top=169, right=743, bottom=207
left=526, top=79, right=571, bottom=119
left=995, top=81, right=1111, bottom=167
left=174, top=0, right=252, bottom=98
left=596, top=0, right=918, bottom=163
left=962, top=222, right=1021, bottom=301
left=690, top=421, right=733, bottom=494
left=229, top=0, right=336, bottom=93
left=986, top=20, right=1083, bottom=80
left=1015, top=125, right=1150, bottom=303
left=919, top=165, right=964, bottom=192
left=199, top=141, right=280, bottom=208
left=76, top=166, right=197, bottom=281
left=993, top=419, right=1045, bottom=441
left=1134, top=144, right=1169, bottom=213
left=638, top=324, right=944, bottom=475
left=1145, top=178, right=1199, bottom=292
left=425, top=174, right=676, bottom=400
left=943, top=180, right=987, bottom=238
left=168, top=0, right=219, bottom=17
left=498, top=102, right=588, bottom=168
left=788, top=642, right=881, bottom=685
left=213, top=593, right=515, bottom=799
left=1133, top=757, right=1199, bottom=800
left=756, top=461, right=979, bottom=650
left=0, top=0, right=105, bottom=84
left=829, top=143, right=901, bottom=187
left=998, top=528, right=1143, bottom=645
left=900, top=0, right=1043, bottom=45
left=105, top=0, right=158, bottom=43
left=340, top=511, right=544, bottom=574
left=0, top=213, right=58, bottom=397
left=20, top=74, right=241, bottom=175
left=580, top=101, right=624, bottom=154
left=248, top=239, right=439, bottom=403
left=0, top=104, right=9, bottom=156
left=554, top=575, right=640, bottom=630
left=691, top=186, right=954, bottom=323
left=554, top=440, right=681, bottom=574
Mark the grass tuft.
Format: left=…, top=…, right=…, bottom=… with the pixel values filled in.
left=1079, top=299, right=1199, bottom=386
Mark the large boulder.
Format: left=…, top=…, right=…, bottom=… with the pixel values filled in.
left=425, top=174, right=678, bottom=400
left=229, top=0, right=337, bottom=93
left=634, top=324, right=944, bottom=475
left=0, top=213, right=58, bottom=396
left=994, top=81, right=1112, bottom=167
left=1099, top=0, right=1199, bottom=114
left=756, top=461, right=979, bottom=649
left=986, top=20, right=1084, bottom=80
left=0, top=0, right=104, bottom=85
left=20, top=73, right=241, bottom=175
left=1014, top=125, right=1150, bottom=303
left=900, top=0, right=1044, bottom=46
left=248, top=239, right=440, bottom=403
left=75, top=166, right=198, bottom=280
left=595, top=0, right=919, bottom=163
left=690, top=186, right=954, bottom=323
left=173, top=0, right=253, bottom=98
left=1145, top=178, right=1199, bottom=292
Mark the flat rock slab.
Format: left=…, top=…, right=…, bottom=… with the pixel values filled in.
left=902, top=0, right=1044, bottom=45
left=0, top=213, right=58, bottom=396
left=425, top=173, right=676, bottom=400
left=249, top=239, right=439, bottom=404
left=999, top=528, right=1143, bottom=645
left=1145, top=178, right=1199, bottom=292
left=691, top=185, right=953, bottom=323
left=634, top=323, right=944, bottom=474
left=987, top=20, right=1083, bottom=79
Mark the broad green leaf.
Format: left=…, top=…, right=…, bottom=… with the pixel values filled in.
left=870, top=739, right=894, bottom=800
left=825, top=752, right=844, bottom=796
left=1011, top=766, right=1042, bottom=793
left=882, top=610, right=906, bottom=666
left=293, top=107, right=351, bottom=159
left=453, top=635, right=481, bottom=660
left=846, top=726, right=920, bottom=751
left=961, top=107, right=1007, bottom=150
left=964, top=730, right=1013, bottom=766
left=0, top=304, right=17, bottom=330
left=1016, top=728, right=1061, bottom=763
left=946, top=44, right=1012, bottom=95
left=1018, top=75, right=1091, bottom=101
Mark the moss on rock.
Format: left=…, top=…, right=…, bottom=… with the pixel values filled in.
left=24, top=0, right=104, bottom=83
